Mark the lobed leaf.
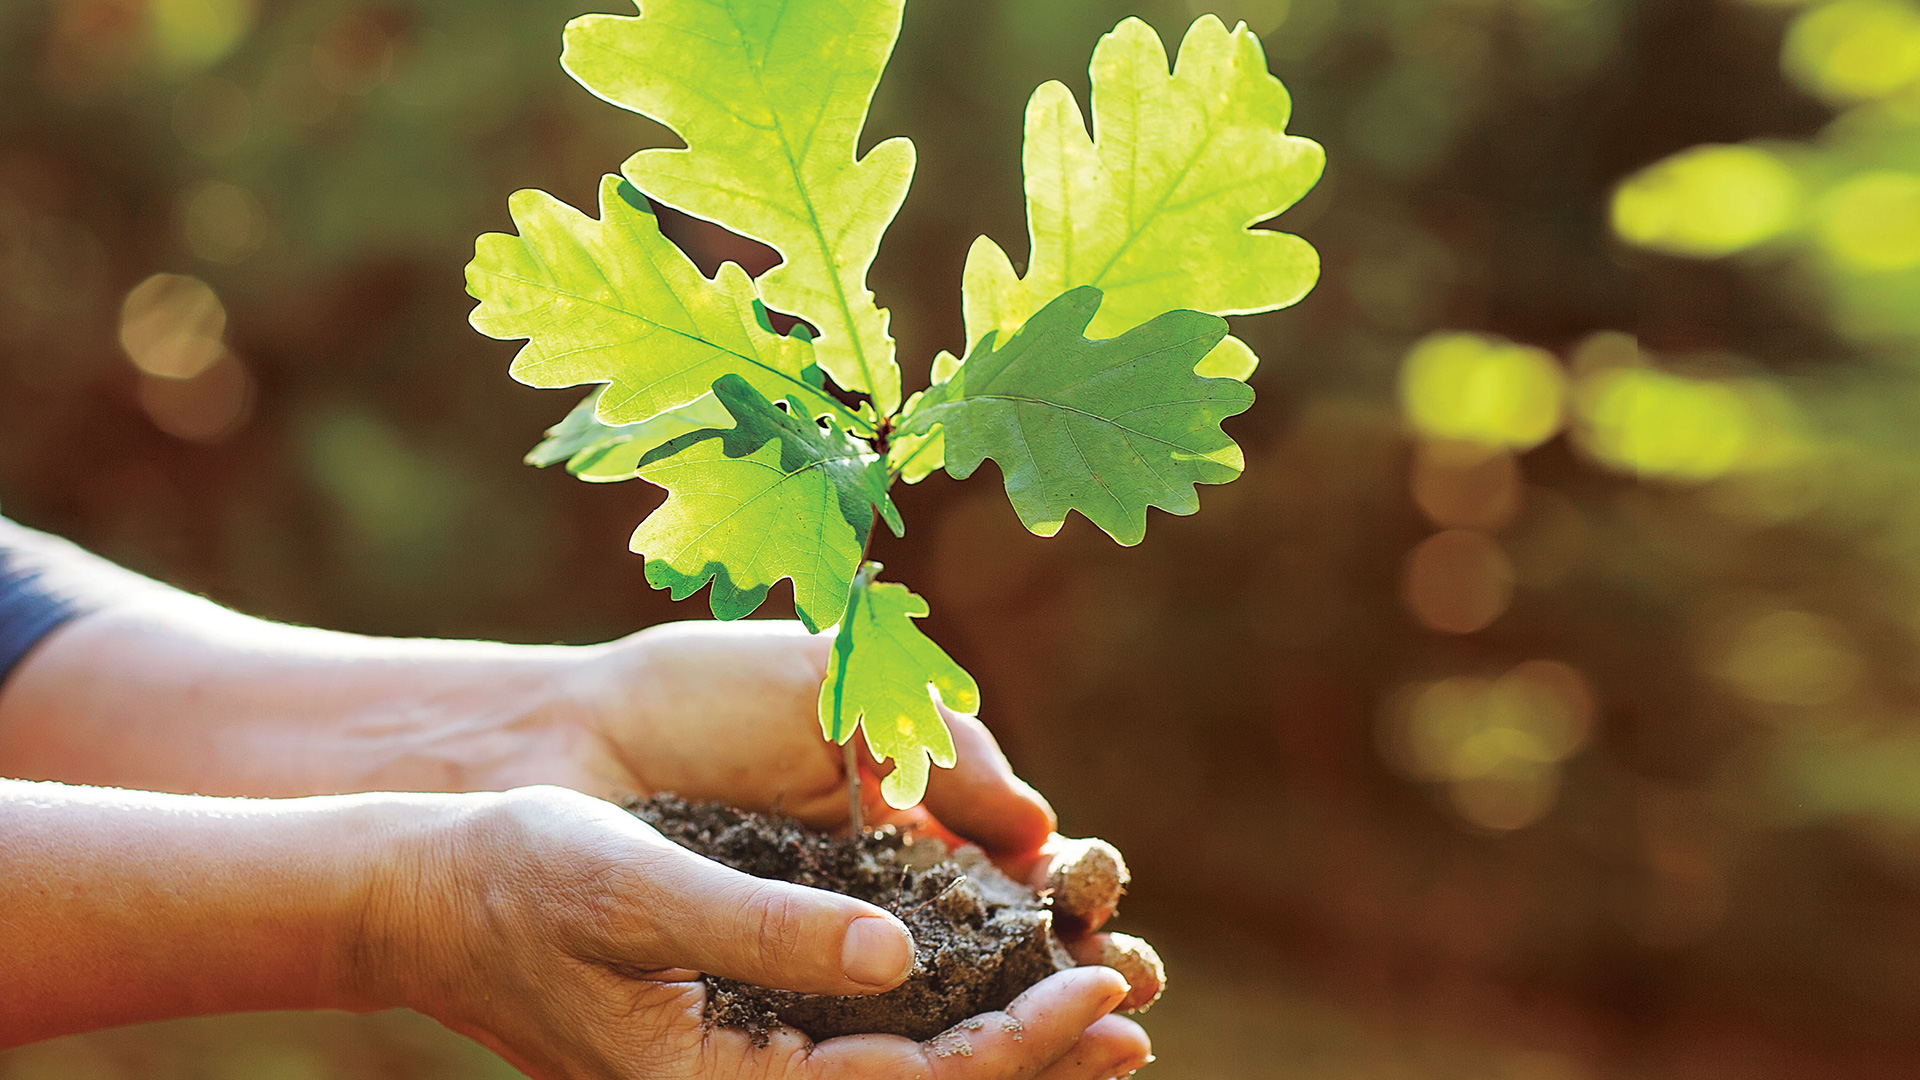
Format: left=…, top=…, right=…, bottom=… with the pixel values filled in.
left=527, top=388, right=735, bottom=482
left=885, top=422, right=945, bottom=485
left=469, top=175, right=838, bottom=426
left=564, top=0, right=913, bottom=414
left=631, top=374, right=903, bottom=632
left=819, top=569, right=978, bottom=809
left=902, top=286, right=1250, bottom=546
left=962, top=15, right=1323, bottom=380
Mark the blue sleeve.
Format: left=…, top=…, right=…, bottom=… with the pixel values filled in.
left=0, top=517, right=113, bottom=689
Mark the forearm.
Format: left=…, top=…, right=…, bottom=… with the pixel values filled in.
left=0, top=586, right=614, bottom=796
left=0, top=779, right=445, bottom=1047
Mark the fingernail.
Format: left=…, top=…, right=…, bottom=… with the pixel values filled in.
left=842, top=916, right=913, bottom=987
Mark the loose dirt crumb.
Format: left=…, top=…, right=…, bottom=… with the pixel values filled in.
left=1044, top=837, right=1130, bottom=932
left=928, top=1029, right=975, bottom=1058
left=1090, top=933, right=1166, bottom=1013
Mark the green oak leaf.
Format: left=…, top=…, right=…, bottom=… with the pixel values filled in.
left=564, top=0, right=912, bottom=414
left=469, top=175, right=839, bottom=427
left=962, top=15, right=1323, bottom=380
left=901, top=286, right=1251, bottom=546
left=632, top=375, right=904, bottom=632
left=819, top=568, right=978, bottom=809
left=886, top=423, right=945, bottom=485
left=527, top=388, right=734, bottom=482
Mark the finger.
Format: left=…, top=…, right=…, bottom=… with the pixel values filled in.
left=1025, top=837, right=1130, bottom=937
left=602, top=824, right=917, bottom=997
left=1063, top=936, right=1165, bottom=1013
left=801, top=966, right=1130, bottom=1080
left=1029, top=1015, right=1153, bottom=1080
left=919, top=712, right=1057, bottom=858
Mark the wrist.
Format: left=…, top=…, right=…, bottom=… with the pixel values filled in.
left=218, top=642, right=623, bottom=799
left=319, top=791, right=487, bottom=1014
left=0, top=589, right=619, bottom=797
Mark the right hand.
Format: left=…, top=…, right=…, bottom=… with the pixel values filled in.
left=349, top=785, right=1153, bottom=1080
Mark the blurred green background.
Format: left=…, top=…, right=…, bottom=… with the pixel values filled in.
left=9, top=0, right=1920, bottom=1075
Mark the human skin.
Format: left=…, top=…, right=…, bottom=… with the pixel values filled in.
left=0, top=536, right=1154, bottom=1079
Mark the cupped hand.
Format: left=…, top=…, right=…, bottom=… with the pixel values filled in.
left=493, top=620, right=1159, bottom=1045
left=362, top=785, right=1152, bottom=1080
left=558, top=621, right=1151, bottom=955
left=558, top=620, right=1052, bottom=852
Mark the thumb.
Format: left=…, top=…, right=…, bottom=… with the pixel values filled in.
left=614, top=834, right=917, bottom=997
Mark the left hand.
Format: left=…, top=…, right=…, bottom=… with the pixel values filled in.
left=351, top=783, right=1151, bottom=1080
left=529, top=619, right=1061, bottom=862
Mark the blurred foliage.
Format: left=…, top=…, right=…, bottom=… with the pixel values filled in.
left=10, top=0, right=1920, bottom=1077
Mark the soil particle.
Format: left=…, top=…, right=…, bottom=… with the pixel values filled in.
left=1043, top=837, right=1129, bottom=934
left=928, top=1029, right=975, bottom=1058
left=1086, top=933, right=1165, bottom=1013
left=627, top=795, right=1074, bottom=1044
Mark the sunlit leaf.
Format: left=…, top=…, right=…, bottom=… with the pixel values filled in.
left=886, top=423, right=945, bottom=485
left=961, top=15, right=1322, bottom=381
left=902, top=286, right=1248, bottom=545
left=526, top=387, right=734, bottom=482
left=469, top=176, right=837, bottom=426
left=631, top=375, right=903, bottom=632
left=564, top=0, right=912, bottom=414
left=819, top=568, right=977, bottom=809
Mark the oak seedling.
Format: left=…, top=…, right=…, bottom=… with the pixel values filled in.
left=467, top=0, right=1324, bottom=825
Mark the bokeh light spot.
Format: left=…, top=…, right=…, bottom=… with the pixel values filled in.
left=1403, top=529, right=1515, bottom=634
left=1715, top=608, right=1863, bottom=706
left=119, top=272, right=226, bottom=379
left=1450, top=764, right=1561, bottom=832
left=1815, top=170, right=1920, bottom=271
left=1784, top=0, right=1920, bottom=103
left=1410, top=439, right=1522, bottom=531
left=138, top=353, right=253, bottom=443
left=1574, top=368, right=1799, bottom=482
left=1498, top=659, right=1596, bottom=761
left=1399, top=665, right=1595, bottom=781
left=149, top=0, right=257, bottom=74
left=1400, top=332, right=1566, bottom=450
left=1389, top=661, right=1596, bottom=831
left=1612, top=144, right=1800, bottom=258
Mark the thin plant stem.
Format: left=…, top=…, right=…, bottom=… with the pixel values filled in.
left=845, top=739, right=864, bottom=837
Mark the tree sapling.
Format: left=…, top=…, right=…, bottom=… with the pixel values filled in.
left=465, top=0, right=1323, bottom=1040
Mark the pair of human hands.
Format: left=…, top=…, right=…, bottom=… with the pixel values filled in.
left=361, top=620, right=1153, bottom=1080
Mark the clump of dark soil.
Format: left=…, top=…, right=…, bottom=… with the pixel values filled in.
left=627, top=794, right=1075, bottom=1043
